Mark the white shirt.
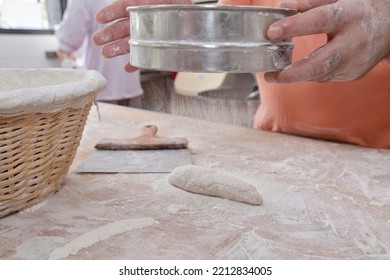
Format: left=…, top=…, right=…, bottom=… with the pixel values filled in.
left=56, top=0, right=143, bottom=101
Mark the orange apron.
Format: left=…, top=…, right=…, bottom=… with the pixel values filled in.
left=221, top=0, right=390, bottom=148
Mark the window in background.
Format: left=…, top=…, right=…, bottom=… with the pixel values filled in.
left=0, top=0, right=67, bottom=33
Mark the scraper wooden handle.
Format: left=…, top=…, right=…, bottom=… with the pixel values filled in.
left=141, top=125, right=158, bottom=137
left=95, top=125, right=188, bottom=150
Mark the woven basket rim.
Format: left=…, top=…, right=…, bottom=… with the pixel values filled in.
left=0, top=68, right=106, bottom=117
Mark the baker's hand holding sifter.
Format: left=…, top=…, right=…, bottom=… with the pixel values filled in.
left=93, top=0, right=390, bottom=81
left=262, top=0, right=390, bottom=82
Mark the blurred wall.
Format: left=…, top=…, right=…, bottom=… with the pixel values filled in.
left=0, top=34, right=60, bottom=68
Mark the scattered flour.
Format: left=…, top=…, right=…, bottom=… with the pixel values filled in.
left=20, top=200, right=48, bottom=213
left=49, top=218, right=158, bottom=259
left=167, top=204, right=188, bottom=214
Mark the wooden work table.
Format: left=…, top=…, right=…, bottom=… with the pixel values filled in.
left=1, top=102, right=390, bottom=260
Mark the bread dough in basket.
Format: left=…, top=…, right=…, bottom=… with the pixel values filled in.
left=0, top=68, right=106, bottom=117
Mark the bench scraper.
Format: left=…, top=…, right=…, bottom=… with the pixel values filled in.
left=77, top=125, right=192, bottom=173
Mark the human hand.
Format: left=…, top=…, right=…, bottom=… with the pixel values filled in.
left=264, top=0, right=390, bottom=83
left=56, top=49, right=77, bottom=61
left=92, top=0, right=192, bottom=72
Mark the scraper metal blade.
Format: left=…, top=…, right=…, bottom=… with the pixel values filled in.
left=77, top=149, right=192, bottom=173
left=77, top=124, right=192, bottom=173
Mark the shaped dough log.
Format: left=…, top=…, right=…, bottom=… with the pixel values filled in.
left=168, top=165, right=262, bottom=206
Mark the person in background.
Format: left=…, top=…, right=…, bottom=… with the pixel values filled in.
left=45, top=0, right=63, bottom=28
left=91, top=0, right=390, bottom=148
left=56, top=0, right=143, bottom=107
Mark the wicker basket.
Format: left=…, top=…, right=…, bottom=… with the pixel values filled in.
left=0, top=68, right=106, bottom=218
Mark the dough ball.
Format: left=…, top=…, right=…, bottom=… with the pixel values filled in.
left=168, top=165, right=262, bottom=206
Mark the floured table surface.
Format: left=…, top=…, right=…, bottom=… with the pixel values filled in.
left=1, top=103, right=390, bottom=259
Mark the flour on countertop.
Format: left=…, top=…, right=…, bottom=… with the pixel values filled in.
left=48, top=218, right=158, bottom=259
left=167, top=204, right=189, bottom=214
left=20, top=200, right=48, bottom=213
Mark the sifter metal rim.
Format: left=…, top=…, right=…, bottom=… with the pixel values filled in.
left=126, top=4, right=297, bottom=15
left=130, top=41, right=293, bottom=50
